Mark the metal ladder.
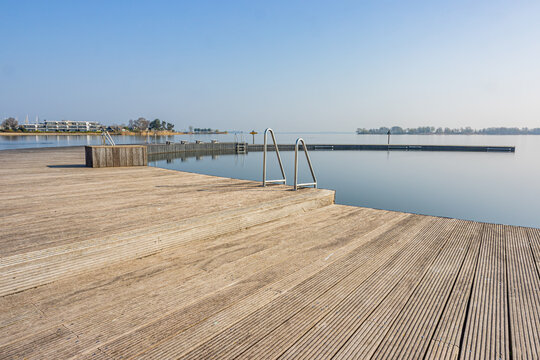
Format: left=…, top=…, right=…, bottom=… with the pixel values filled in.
left=262, top=128, right=286, bottom=186
left=294, top=138, right=317, bottom=190
left=235, top=143, right=247, bottom=154
left=101, top=130, right=116, bottom=146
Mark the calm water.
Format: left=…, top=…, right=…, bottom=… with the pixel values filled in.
left=2, top=133, right=539, bottom=228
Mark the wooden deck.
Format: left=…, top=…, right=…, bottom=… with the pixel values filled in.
left=0, top=147, right=539, bottom=359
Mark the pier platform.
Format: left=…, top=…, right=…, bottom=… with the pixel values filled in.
left=247, top=143, right=516, bottom=152
left=0, top=147, right=538, bottom=359
left=146, top=142, right=516, bottom=156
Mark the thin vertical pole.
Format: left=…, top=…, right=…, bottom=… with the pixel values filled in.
left=294, top=140, right=299, bottom=190
left=263, top=130, right=268, bottom=186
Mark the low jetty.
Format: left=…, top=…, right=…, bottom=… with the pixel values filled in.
left=250, top=143, right=516, bottom=152
left=0, top=146, right=537, bottom=359
left=147, top=142, right=515, bottom=156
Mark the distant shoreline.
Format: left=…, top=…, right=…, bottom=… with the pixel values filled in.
left=0, top=132, right=103, bottom=136
left=0, top=131, right=228, bottom=136
left=357, top=126, right=540, bottom=135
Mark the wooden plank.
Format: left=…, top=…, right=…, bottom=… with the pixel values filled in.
left=178, top=216, right=437, bottom=359
left=122, top=215, right=411, bottom=360
left=84, top=146, right=93, bottom=167
left=506, top=227, right=540, bottom=358
left=79, top=212, right=408, bottom=359
left=112, top=147, right=120, bottom=167
left=120, top=146, right=127, bottom=167
left=528, top=227, right=540, bottom=283
left=424, top=224, right=484, bottom=359
left=83, top=146, right=147, bottom=168
left=1, top=209, right=400, bottom=359
left=0, top=188, right=335, bottom=296
left=460, top=224, right=509, bottom=359
left=271, top=218, right=456, bottom=360
left=105, top=146, right=113, bottom=167
left=135, top=145, right=142, bottom=166
left=360, top=221, right=480, bottom=359
left=125, top=145, right=132, bottom=166
left=0, top=325, right=87, bottom=360
left=65, top=212, right=412, bottom=358
left=93, top=146, right=101, bottom=168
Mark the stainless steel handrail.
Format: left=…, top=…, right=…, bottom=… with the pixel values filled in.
left=262, top=128, right=286, bottom=186
left=101, top=130, right=116, bottom=146
left=294, top=138, right=317, bottom=190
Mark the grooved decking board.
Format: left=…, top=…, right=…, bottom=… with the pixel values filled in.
left=137, top=215, right=428, bottom=359
left=363, top=221, right=480, bottom=359
left=274, top=218, right=456, bottom=360
left=1, top=147, right=539, bottom=359
left=180, top=216, right=436, bottom=359
left=0, top=148, right=332, bottom=257
left=0, top=204, right=359, bottom=349
left=424, top=224, right=485, bottom=359
left=506, top=227, right=540, bottom=358
left=89, top=211, right=408, bottom=359
left=0, top=188, right=334, bottom=296
left=460, top=224, right=510, bottom=359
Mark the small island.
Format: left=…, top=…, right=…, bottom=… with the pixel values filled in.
left=357, top=126, right=540, bottom=135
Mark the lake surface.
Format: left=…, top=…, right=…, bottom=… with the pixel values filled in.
left=2, top=133, right=539, bottom=228
left=0, top=132, right=524, bottom=149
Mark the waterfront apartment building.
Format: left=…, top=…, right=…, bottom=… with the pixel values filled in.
left=22, top=120, right=103, bottom=132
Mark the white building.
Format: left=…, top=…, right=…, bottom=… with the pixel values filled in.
left=22, top=120, right=103, bottom=132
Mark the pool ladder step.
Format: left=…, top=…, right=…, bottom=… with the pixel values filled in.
left=262, top=128, right=317, bottom=190
left=235, top=143, right=247, bottom=154
left=294, top=138, right=317, bottom=190
left=262, top=128, right=287, bottom=186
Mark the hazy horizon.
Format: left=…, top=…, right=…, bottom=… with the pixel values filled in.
left=1, top=1, right=540, bottom=131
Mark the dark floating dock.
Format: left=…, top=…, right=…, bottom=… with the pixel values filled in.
left=247, top=143, right=516, bottom=152
left=146, top=143, right=515, bottom=156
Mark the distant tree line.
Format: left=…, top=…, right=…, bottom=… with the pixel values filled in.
left=193, top=128, right=220, bottom=133
left=109, top=118, right=220, bottom=133
left=356, top=126, right=540, bottom=135
left=0, top=115, right=222, bottom=134
left=122, top=117, right=175, bottom=131
left=0, top=116, right=182, bottom=133
left=1, top=117, right=19, bottom=130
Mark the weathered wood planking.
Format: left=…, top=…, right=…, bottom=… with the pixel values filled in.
left=0, top=146, right=538, bottom=359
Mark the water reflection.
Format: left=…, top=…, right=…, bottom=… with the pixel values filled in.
left=0, top=133, right=522, bottom=151
left=148, top=147, right=539, bottom=228
left=2, top=133, right=539, bottom=228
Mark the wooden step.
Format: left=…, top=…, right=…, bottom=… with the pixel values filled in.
left=0, top=206, right=403, bottom=359
left=0, top=188, right=334, bottom=297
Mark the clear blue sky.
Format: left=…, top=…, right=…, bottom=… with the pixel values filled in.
left=1, top=0, right=539, bottom=131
